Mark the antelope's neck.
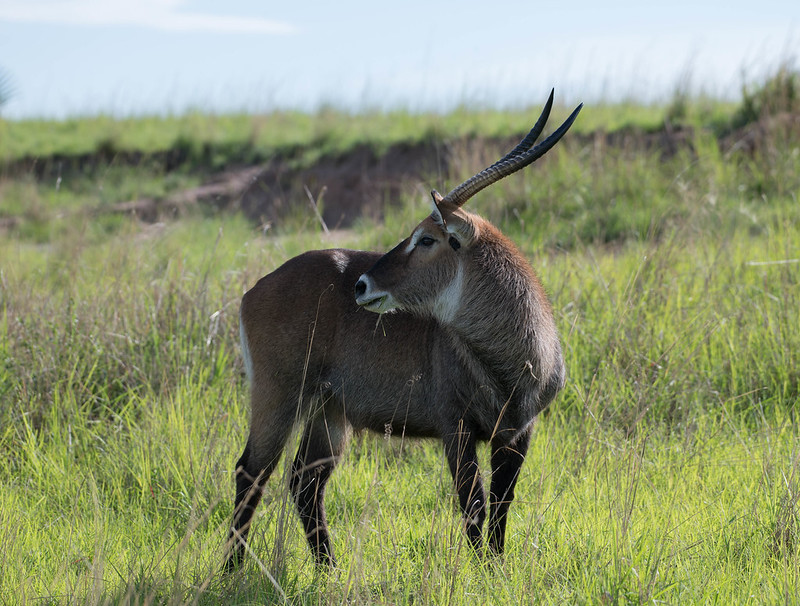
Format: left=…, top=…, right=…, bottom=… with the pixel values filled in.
left=446, top=247, right=547, bottom=396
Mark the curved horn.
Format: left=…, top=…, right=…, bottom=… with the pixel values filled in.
left=442, top=92, right=583, bottom=207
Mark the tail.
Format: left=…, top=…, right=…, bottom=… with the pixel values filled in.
left=239, top=307, right=254, bottom=383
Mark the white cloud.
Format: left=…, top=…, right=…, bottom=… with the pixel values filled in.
left=0, top=0, right=297, bottom=34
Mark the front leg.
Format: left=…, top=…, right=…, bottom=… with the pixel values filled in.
left=443, top=423, right=486, bottom=552
left=488, top=426, right=532, bottom=555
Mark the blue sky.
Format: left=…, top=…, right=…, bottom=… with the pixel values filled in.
left=0, top=0, right=797, bottom=119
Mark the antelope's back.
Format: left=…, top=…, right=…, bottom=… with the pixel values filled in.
left=239, top=249, right=449, bottom=432
left=239, top=249, right=380, bottom=371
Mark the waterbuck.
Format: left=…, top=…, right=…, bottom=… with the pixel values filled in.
left=226, top=91, right=582, bottom=569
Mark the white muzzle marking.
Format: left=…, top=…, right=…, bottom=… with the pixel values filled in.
left=355, top=274, right=398, bottom=313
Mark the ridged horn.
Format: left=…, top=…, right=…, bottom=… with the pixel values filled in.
left=442, top=91, right=583, bottom=207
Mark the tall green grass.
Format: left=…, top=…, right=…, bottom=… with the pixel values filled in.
left=1, top=77, right=799, bottom=602
left=2, top=210, right=798, bottom=603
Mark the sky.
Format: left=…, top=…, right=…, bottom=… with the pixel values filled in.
left=0, top=0, right=798, bottom=120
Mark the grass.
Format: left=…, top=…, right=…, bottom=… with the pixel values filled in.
left=3, top=392, right=798, bottom=603
left=1, top=72, right=799, bottom=603
left=0, top=99, right=725, bottom=169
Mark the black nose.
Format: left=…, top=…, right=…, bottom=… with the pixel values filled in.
left=354, top=279, right=366, bottom=298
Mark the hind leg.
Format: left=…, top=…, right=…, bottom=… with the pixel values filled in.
left=225, top=386, right=297, bottom=571
left=290, top=400, right=350, bottom=566
left=487, top=425, right=532, bottom=555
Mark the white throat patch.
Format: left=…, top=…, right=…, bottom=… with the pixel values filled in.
left=432, top=262, right=464, bottom=324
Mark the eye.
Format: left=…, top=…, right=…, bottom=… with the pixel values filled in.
left=418, top=236, right=436, bottom=247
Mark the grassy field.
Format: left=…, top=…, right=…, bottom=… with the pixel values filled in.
left=1, top=71, right=799, bottom=604
left=1, top=101, right=685, bottom=165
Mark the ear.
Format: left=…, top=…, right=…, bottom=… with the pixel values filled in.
left=429, top=190, right=445, bottom=227
left=444, top=209, right=477, bottom=245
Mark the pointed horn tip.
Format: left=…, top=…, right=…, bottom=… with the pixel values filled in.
left=430, top=190, right=443, bottom=203
left=564, top=102, right=584, bottom=127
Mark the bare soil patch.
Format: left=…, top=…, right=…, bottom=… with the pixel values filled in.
left=6, top=114, right=798, bottom=230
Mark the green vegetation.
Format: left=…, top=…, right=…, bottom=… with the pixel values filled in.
left=0, top=101, right=697, bottom=170
left=1, top=69, right=798, bottom=603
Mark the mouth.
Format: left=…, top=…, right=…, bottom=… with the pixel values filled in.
left=361, top=295, right=387, bottom=312
left=358, top=293, right=399, bottom=314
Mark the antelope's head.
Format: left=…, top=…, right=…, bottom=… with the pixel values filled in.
left=354, top=91, right=582, bottom=323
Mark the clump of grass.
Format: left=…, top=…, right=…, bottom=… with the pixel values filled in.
left=733, top=61, right=800, bottom=129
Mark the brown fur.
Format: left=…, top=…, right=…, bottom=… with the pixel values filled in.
left=226, top=203, right=565, bottom=569
left=226, top=95, right=578, bottom=568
